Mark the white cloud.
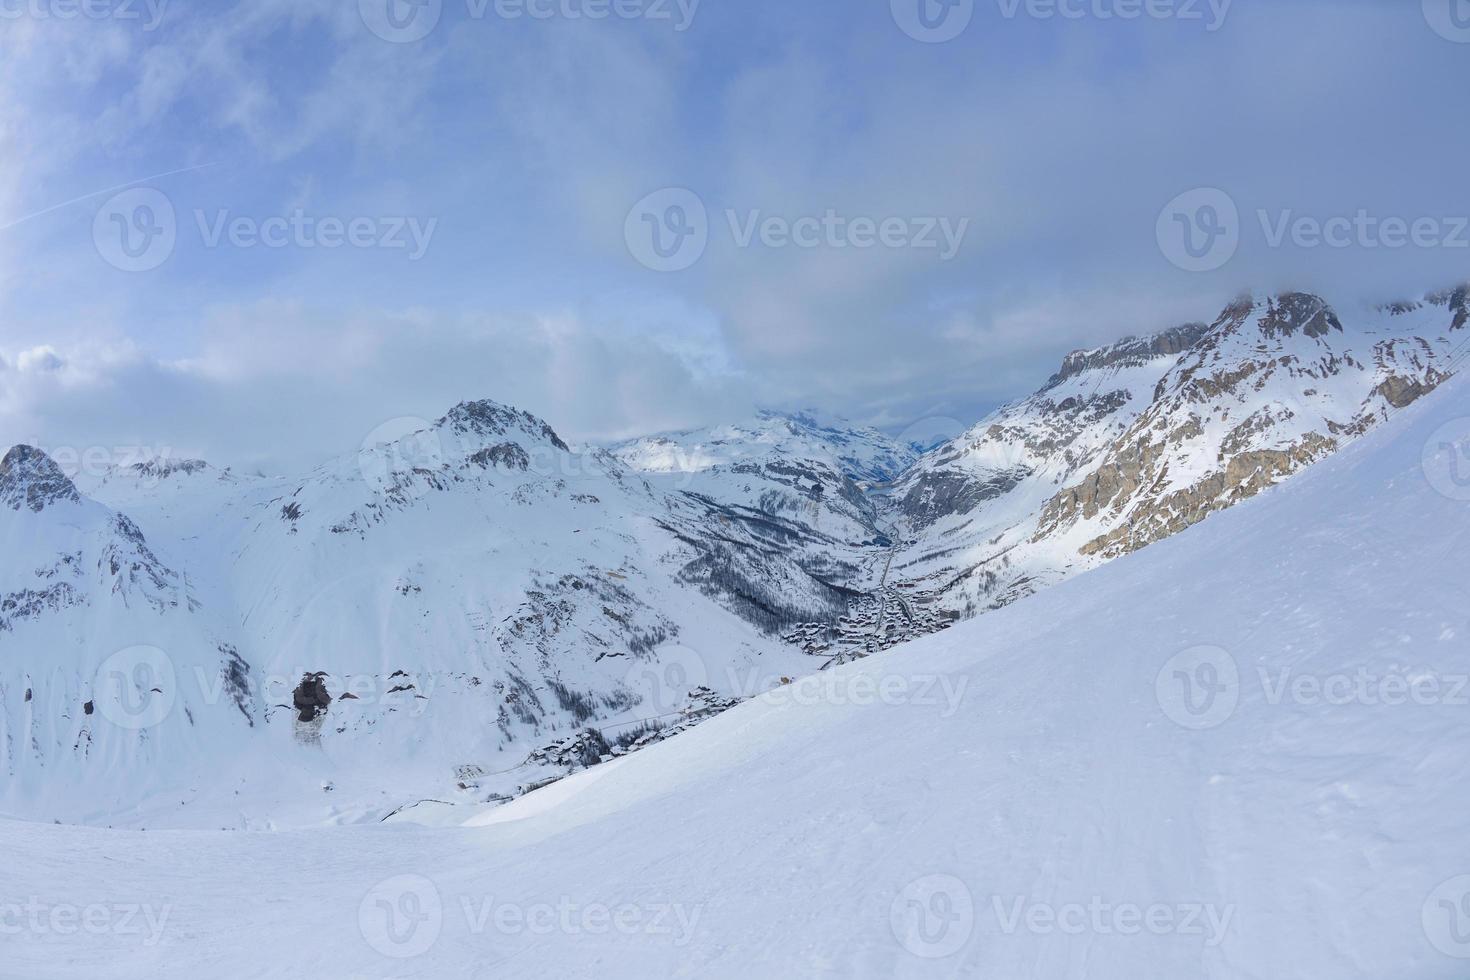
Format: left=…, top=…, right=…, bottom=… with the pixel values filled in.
left=0, top=302, right=757, bottom=471
left=3, top=0, right=1467, bottom=465
left=16, top=346, right=65, bottom=372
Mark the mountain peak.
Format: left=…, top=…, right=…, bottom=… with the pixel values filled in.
left=436, top=399, right=570, bottom=452
left=0, top=445, right=82, bottom=512
left=1258, top=292, right=1342, bottom=339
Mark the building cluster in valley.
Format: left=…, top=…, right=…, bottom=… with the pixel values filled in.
left=779, top=585, right=954, bottom=664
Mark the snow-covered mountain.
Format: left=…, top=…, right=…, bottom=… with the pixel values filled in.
left=883, top=287, right=1467, bottom=615
left=7, top=337, right=1467, bottom=980
left=4, top=285, right=1465, bottom=828
left=613, top=409, right=917, bottom=486
left=612, top=409, right=917, bottom=548
left=2, top=401, right=857, bottom=826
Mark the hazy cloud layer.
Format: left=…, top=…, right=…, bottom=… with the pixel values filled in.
left=2, top=0, right=1467, bottom=467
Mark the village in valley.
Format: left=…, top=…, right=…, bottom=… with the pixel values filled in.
left=779, top=584, right=955, bottom=665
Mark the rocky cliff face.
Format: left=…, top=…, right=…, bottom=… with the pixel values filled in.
left=1034, top=291, right=1462, bottom=559
left=0, top=445, right=83, bottom=512
left=884, top=287, right=1466, bottom=616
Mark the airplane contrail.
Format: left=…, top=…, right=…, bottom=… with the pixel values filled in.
left=0, top=162, right=218, bottom=232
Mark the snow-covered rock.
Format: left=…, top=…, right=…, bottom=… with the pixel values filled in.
left=885, top=287, right=1467, bottom=615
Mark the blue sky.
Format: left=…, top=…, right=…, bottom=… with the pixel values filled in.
left=1, top=0, right=1468, bottom=470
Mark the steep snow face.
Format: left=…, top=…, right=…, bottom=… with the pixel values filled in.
left=6, top=364, right=1467, bottom=980
left=887, top=288, right=1466, bottom=616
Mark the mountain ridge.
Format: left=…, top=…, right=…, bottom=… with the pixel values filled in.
left=3, top=281, right=1465, bottom=826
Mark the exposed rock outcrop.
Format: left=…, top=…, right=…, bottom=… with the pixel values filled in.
left=0, top=446, right=82, bottom=512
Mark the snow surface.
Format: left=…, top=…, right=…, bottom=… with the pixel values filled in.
left=3, top=376, right=1468, bottom=978
left=5, top=371, right=1464, bottom=975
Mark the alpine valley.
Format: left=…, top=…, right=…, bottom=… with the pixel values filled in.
left=2, top=286, right=1465, bottom=829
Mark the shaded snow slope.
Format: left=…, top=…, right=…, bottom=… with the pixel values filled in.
left=4, top=362, right=1467, bottom=979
